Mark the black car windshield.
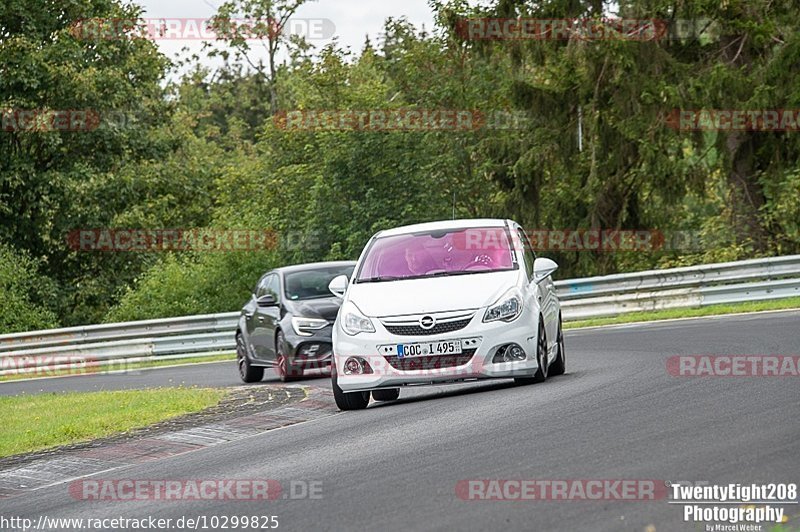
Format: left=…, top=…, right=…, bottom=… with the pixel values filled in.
left=284, top=265, right=355, bottom=300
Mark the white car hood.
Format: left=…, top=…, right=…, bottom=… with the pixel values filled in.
left=347, top=270, right=521, bottom=317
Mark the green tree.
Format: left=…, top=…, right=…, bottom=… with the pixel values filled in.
left=0, top=0, right=179, bottom=324
left=0, top=243, right=58, bottom=333
left=210, top=0, right=315, bottom=113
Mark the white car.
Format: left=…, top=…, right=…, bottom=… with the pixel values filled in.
left=328, top=218, right=565, bottom=410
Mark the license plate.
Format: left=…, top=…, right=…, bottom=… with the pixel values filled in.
left=397, top=340, right=462, bottom=358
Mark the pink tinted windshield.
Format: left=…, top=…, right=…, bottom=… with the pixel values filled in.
left=356, top=227, right=515, bottom=281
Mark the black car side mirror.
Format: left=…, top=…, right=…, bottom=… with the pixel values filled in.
left=256, top=294, right=278, bottom=307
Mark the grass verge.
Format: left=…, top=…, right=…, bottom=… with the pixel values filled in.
left=564, top=296, right=800, bottom=329
left=767, top=516, right=798, bottom=532
left=0, top=352, right=235, bottom=383
left=0, top=387, right=227, bottom=457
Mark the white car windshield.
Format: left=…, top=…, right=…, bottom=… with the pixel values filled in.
left=355, top=227, right=516, bottom=283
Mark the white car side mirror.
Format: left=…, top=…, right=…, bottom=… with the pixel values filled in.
left=533, top=258, right=558, bottom=284
left=328, top=274, right=349, bottom=298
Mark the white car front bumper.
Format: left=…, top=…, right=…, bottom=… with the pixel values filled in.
left=333, top=306, right=542, bottom=392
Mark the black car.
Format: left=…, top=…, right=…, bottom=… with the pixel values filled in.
left=236, top=261, right=356, bottom=383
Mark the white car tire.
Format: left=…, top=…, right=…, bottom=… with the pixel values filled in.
left=372, top=388, right=400, bottom=402
left=515, top=318, right=547, bottom=385
left=332, top=364, right=370, bottom=410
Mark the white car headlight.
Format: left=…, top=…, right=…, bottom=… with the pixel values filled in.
left=291, top=317, right=329, bottom=337
left=483, top=289, right=523, bottom=323
left=341, top=301, right=375, bottom=335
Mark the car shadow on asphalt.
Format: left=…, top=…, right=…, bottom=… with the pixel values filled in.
left=244, top=367, right=332, bottom=386
left=367, top=372, right=581, bottom=409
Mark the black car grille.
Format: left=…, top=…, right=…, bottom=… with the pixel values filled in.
left=383, top=317, right=472, bottom=336
left=384, top=349, right=476, bottom=371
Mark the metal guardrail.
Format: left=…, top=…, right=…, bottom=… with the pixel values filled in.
left=0, top=313, right=239, bottom=376
left=556, top=255, right=800, bottom=320
left=1, top=255, right=799, bottom=376
left=556, top=254, right=800, bottom=300
left=0, top=312, right=239, bottom=352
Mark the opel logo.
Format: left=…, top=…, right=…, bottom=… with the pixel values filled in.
left=419, top=315, right=436, bottom=329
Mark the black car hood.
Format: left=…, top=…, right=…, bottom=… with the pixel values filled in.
left=288, top=297, right=342, bottom=321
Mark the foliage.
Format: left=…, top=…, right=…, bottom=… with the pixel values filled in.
left=0, top=243, right=59, bottom=332
left=105, top=250, right=276, bottom=322
left=1, top=0, right=798, bottom=328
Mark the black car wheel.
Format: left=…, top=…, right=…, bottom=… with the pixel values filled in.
left=237, top=333, right=264, bottom=383
left=275, top=330, right=303, bottom=382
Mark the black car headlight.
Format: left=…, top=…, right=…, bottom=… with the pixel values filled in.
left=291, top=317, right=329, bottom=336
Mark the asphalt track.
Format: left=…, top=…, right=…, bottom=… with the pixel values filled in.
left=1, top=311, right=798, bottom=531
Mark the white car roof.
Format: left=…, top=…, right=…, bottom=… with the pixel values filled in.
left=376, top=218, right=511, bottom=238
